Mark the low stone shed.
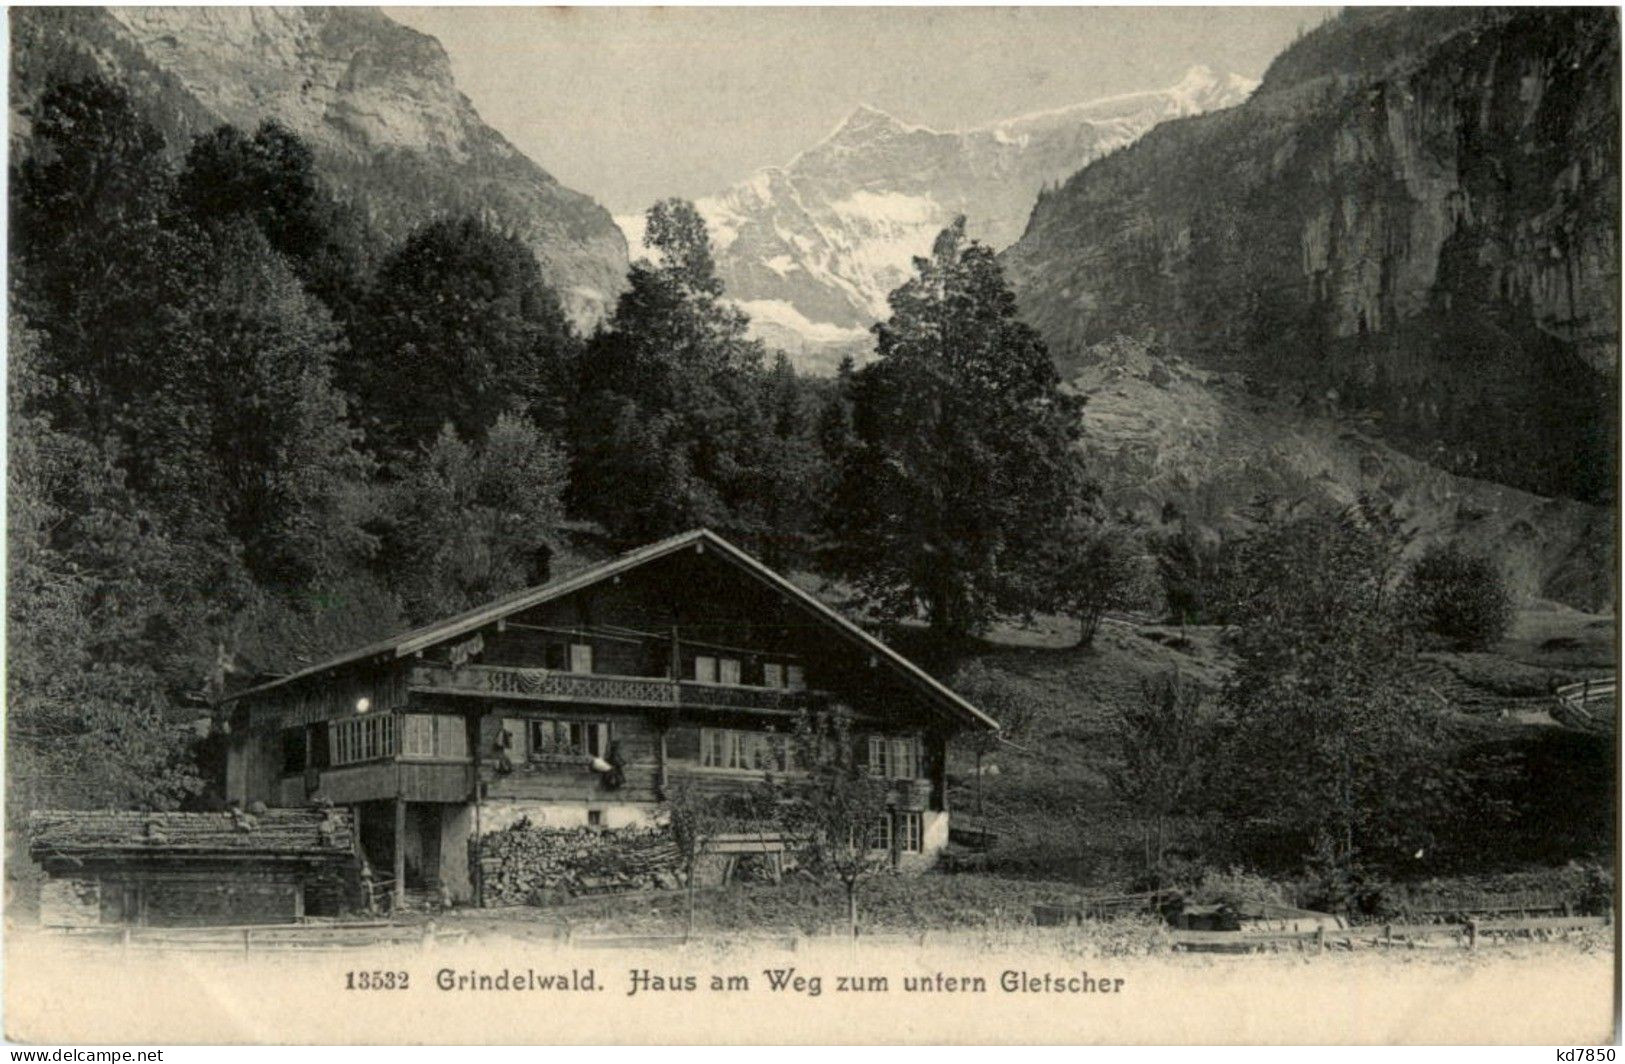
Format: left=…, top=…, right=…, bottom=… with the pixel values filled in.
left=28, top=808, right=358, bottom=927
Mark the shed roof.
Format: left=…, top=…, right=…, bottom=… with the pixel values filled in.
left=218, top=529, right=998, bottom=731
left=28, top=809, right=355, bottom=859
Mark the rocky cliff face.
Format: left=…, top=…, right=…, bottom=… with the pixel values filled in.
left=10, top=7, right=628, bottom=325
left=1004, top=8, right=1619, bottom=503
left=619, top=67, right=1254, bottom=372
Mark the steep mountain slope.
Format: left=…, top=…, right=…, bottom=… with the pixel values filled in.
left=1072, top=339, right=1611, bottom=611
left=619, top=66, right=1255, bottom=372
left=10, top=6, right=628, bottom=325
left=1003, top=7, right=1619, bottom=503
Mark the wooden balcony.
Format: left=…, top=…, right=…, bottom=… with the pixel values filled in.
left=410, top=664, right=678, bottom=706
left=410, top=664, right=825, bottom=716
left=888, top=777, right=933, bottom=810
left=678, top=680, right=820, bottom=714
left=277, top=761, right=474, bottom=806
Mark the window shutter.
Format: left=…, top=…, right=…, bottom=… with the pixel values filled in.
left=436, top=715, right=468, bottom=758
left=719, top=658, right=742, bottom=685
left=402, top=715, right=435, bottom=758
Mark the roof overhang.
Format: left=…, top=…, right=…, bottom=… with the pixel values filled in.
left=218, top=529, right=999, bottom=732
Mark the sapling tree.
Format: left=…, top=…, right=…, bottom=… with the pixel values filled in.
left=660, top=777, right=731, bottom=940
left=784, top=707, right=893, bottom=938
left=1105, top=669, right=1207, bottom=881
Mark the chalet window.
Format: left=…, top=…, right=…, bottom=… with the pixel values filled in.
left=569, top=643, right=594, bottom=674
left=528, top=718, right=610, bottom=758
left=867, top=736, right=888, bottom=778
left=699, top=728, right=791, bottom=772
left=400, top=714, right=469, bottom=760
left=762, top=663, right=784, bottom=688
left=786, top=665, right=806, bottom=691
left=868, top=735, right=922, bottom=780
left=402, top=714, right=435, bottom=759
left=692, top=655, right=742, bottom=685
left=587, top=809, right=604, bottom=829
left=436, top=715, right=468, bottom=758
left=898, top=812, right=923, bottom=853
left=702, top=728, right=733, bottom=769
left=869, top=813, right=893, bottom=852
left=330, top=714, right=397, bottom=767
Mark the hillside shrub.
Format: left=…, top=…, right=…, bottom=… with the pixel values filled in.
left=1405, top=543, right=1514, bottom=650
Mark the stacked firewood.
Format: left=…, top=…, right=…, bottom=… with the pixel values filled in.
left=475, top=824, right=683, bottom=905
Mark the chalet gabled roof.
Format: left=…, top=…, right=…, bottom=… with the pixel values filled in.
left=218, top=529, right=998, bottom=731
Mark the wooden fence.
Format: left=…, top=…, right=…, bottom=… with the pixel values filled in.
left=40, top=911, right=1609, bottom=955
left=1552, top=676, right=1616, bottom=733
left=52, top=920, right=468, bottom=953
left=1168, top=914, right=1610, bottom=953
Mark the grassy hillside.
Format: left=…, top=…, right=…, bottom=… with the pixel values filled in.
left=931, top=604, right=1615, bottom=890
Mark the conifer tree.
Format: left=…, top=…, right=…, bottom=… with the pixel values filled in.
left=834, top=218, right=1091, bottom=637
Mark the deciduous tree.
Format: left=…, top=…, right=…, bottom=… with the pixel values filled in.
left=783, top=708, right=893, bottom=938
left=1214, top=498, right=1463, bottom=881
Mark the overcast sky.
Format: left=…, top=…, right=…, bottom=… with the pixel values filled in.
left=385, top=6, right=1335, bottom=215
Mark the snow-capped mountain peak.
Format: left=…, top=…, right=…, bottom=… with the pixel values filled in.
left=618, top=66, right=1256, bottom=372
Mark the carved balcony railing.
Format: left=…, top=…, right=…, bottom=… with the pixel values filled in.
left=409, top=665, right=679, bottom=706
left=409, top=664, right=829, bottom=715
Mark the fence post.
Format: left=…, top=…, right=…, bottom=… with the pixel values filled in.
left=243, top=927, right=252, bottom=954
left=1466, top=919, right=1478, bottom=950
left=1384, top=923, right=1392, bottom=949
left=1315, top=926, right=1325, bottom=953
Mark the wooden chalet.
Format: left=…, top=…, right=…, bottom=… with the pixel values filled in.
left=218, top=529, right=999, bottom=907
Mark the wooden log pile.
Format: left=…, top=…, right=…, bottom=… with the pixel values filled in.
left=476, top=825, right=682, bottom=905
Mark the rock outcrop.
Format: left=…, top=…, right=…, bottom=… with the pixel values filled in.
left=10, top=6, right=628, bottom=325
left=1004, top=8, right=1619, bottom=503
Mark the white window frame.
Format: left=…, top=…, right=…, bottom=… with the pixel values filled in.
left=699, top=728, right=791, bottom=772
left=527, top=718, right=610, bottom=758
left=869, top=735, right=921, bottom=780
left=867, top=736, right=889, bottom=778
left=869, top=813, right=893, bottom=852
left=898, top=812, right=923, bottom=853
left=693, top=655, right=718, bottom=683
left=718, top=657, right=742, bottom=686
left=762, top=663, right=784, bottom=688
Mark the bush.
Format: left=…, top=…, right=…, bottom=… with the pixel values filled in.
left=1405, top=544, right=1514, bottom=650
left=1152, top=526, right=1233, bottom=625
